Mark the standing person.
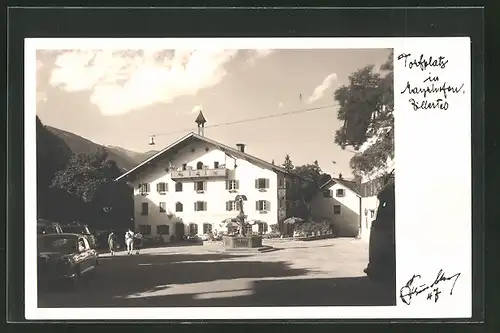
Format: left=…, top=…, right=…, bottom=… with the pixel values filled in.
left=125, top=229, right=134, bottom=255
left=134, top=230, right=143, bottom=255
left=107, top=230, right=116, bottom=256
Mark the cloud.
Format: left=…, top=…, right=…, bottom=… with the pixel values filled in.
left=191, top=104, right=203, bottom=114
left=307, top=72, right=338, bottom=104
left=247, top=49, right=274, bottom=65
left=46, top=49, right=254, bottom=116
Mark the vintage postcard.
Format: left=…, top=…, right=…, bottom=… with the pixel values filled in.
left=25, top=37, right=472, bottom=320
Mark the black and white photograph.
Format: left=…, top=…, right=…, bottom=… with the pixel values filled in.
left=23, top=36, right=474, bottom=320
left=34, top=45, right=396, bottom=308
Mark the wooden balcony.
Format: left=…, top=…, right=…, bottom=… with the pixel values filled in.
left=171, top=168, right=229, bottom=180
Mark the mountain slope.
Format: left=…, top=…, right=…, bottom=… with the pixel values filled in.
left=45, top=126, right=158, bottom=171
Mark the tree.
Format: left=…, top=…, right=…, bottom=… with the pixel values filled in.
left=282, top=154, right=294, bottom=172
left=289, top=160, right=332, bottom=219
left=333, top=51, right=394, bottom=179
left=51, top=149, right=133, bottom=228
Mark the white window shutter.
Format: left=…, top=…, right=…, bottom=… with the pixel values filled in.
left=255, top=179, right=259, bottom=188
left=194, top=202, right=197, bottom=211
left=265, top=179, right=270, bottom=188
left=203, top=181, right=207, bottom=191
left=225, top=180, right=229, bottom=190
left=203, top=202, right=207, bottom=211
left=256, top=201, right=259, bottom=210
left=236, top=180, right=239, bottom=189
left=266, top=201, right=271, bottom=211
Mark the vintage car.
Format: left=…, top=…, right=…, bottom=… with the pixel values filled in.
left=37, top=233, right=100, bottom=287
left=364, top=176, right=396, bottom=286
left=37, top=219, right=63, bottom=235
left=61, top=222, right=97, bottom=249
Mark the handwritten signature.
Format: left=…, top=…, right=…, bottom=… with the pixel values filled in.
left=399, top=270, right=461, bottom=305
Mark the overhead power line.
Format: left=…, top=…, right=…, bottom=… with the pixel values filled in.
left=150, top=103, right=338, bottom=138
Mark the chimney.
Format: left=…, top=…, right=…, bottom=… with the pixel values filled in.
left=236, top=143, right=246, bottom=153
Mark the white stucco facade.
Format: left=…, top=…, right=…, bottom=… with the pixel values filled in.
left=127, top=138, right=280, bottom=242
left=311, top=181, right=362, bottom=237
left=311, top=180, right=382, bottom=241
left=360, top=196, right=379, bottom=241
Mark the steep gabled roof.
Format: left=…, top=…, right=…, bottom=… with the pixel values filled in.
left=320, top=177, right=362, bottom=197
left=115, top=132, right=291, bottom=182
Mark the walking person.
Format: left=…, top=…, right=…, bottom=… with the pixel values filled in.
left=125, top=229, right=134, bottom=255
left=107, top=230, right=116, bottom=256
left=134, top=230, right=143, bottom=255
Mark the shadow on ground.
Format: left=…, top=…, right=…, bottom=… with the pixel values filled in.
left=113, top=276, right=397, bottom=307
left=38, top=252, right=395, bottom=308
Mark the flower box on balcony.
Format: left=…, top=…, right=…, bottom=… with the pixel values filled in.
left=196, top=190, right=205, bottom=194
left=259, top=210, right=268, bottom=214
left=258, top=188, right=267, bottom=192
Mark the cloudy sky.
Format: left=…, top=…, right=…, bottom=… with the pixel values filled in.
left=36, top=47, right=391, bottom=178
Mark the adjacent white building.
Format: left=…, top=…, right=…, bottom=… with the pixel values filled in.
left=115, top=111, right=302, bottom=242
left=311, top=176, right=387, bottom=241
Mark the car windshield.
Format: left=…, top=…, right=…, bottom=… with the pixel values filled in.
left=63, top=225, right=90, bottom=234
left=38, top=235, right=77, bottom=253
left=37, top=225, right=56, bottom=234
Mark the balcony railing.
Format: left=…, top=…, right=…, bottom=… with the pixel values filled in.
left=171, top=168, right=229, bottom=180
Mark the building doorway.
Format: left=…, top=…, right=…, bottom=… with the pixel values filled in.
left=175, top=222, right=185, bottom=241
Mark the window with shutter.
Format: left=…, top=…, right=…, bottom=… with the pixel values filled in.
left=189, top=223, right=198, bottom=235
left=141, top=202, right=148, bottom=215
left=139, top=224, right=151, bottom=235
left=203, top=223, right=213, bottom=234
left=175, top=202, right=183, bottom=212
left=157, top=182, right=167, bottom=193
left=333, top=205, right=341, bottom=214
left=256, top=178, right=268, bottom=190
left=336, top=189, right=345, bottom=197
left=139, top=183, right=150, bottom=194
left=157, top=225, right=170, bottom=235
left=159, top=202, right=166, bottom=213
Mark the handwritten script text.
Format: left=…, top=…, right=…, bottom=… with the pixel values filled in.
left=398, top=53, right=465, bottom=112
